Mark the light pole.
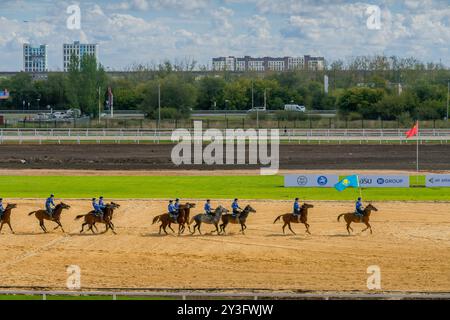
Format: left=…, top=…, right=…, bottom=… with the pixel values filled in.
left=158, top=83, right=161, bottom=143
left=447, top=80, right=449, bottom=122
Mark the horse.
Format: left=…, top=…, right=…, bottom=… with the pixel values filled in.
left=75, top=203, right=120, bottom=234
left=337, top=204, right=378, bottom=235
left=273, top=203, right=314, bottom=235
left=219, top=205, right=256, bottom=235
left=190, top=206, right=229, bottom=235
left=152, top=203, right=196, bottom=235
left=0, top=204, right=18, bottom=234
left=28, top=203, right=71, bottom=233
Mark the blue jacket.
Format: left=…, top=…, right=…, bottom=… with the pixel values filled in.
left=204, top=203, right=211, bottom=212
left=356, top=200, right=363, bottom=210
left=46, top=197, right=55, bottom=208
left=168, top=204, right=176, bottom=213
left=294, top=201, right=300, bottom=211
left=232, top=202, right=239, bottom=210
left=0, top=202, right=4, bottom=212
left=93, top=201, right=101, bottom=211
left=174, top=202, right=180, bottom=210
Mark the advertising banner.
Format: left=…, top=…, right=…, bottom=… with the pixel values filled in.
left=426, top=175, right=450, bottom=187
left=358, top=175, right=409, bottom=188
left=284, top=174, right=339, bottom=188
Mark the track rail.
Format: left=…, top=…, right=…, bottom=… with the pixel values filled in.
left=0, top=289, right=449, bottom=300
left=0, top=128, right=449, bottom=143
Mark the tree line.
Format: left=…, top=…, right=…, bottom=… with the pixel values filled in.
left=0, top=55, right=449, bottom=122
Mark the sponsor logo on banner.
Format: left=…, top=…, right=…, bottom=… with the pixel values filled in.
left=358, top=175, right=409, bottom=188
left=285, top=175, right=338, bottom=188
left=426, top=175, right=450, bottom=187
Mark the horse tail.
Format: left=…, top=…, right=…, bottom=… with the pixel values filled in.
left=75, top=214, right=85, bottom=221
left=28, top=211, right=36, bottom=216
left=273, top=215, right=283, bottom=224
left=337, top=214, right=345, bottom=222
left=152, top=215, right=161, bottom=225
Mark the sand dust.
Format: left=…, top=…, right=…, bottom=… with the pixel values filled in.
left=0, top=199, right=449, bottom=293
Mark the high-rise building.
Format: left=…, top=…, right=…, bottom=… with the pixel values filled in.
left=212, top=55, right=325, bottom=72
left=23, top=44, right=48, bottom=72
left=63, top=41, right=99, bottom=71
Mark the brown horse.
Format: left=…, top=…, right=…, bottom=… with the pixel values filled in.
left=337, top=204, right=378, bottom=235
left=28, top=203, right=71, bottom=233
left=152, top=203, right=196, bottom=235
left=0, top=204, right=18, bottom=234
left=75, top=203, right=120, bottom=234
left=273, top=203, right=314, bottom=235
left=219, top=205, right=256, bottom=235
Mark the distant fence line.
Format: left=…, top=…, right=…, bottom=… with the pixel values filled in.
left=1, top=117, right=450, bottom=130
left=0, top=289, right=449, bottom=300
left=0, top=128, right=449, bottom=144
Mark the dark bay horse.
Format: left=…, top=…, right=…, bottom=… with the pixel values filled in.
left=219, top=205, right=256, bottom=235
left=75, top=203, right=120, bottom=234
left=337, top=204, right=378, bottom=235
left=190, top=206, right=229, bottom=235
left=0, top=204, right=18, bottom=234
left=273, top=203, right=314, bottom=235
left=152, top=203, right=196, bottom=235
left=28, top=203, right=71, bottom=233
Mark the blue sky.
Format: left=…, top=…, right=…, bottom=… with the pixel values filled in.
left=0, top=0, right=449, bottom=71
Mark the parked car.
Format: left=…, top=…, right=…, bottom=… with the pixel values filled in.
left=284, top=104, right=306, bottom=112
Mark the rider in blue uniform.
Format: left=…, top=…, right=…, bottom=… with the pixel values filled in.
left=174, top=198, right=180, bottom=215
left=204, top=200, right=213, bottom=216
left=355, top=197, right=364, bottom=218
left=0, top=198, right=4, bottom=220
left=92, top=198, right=103, bottom=219
left=293, top=198, right=301, bottom=220
left=168, top=200, right=177, bottom=220
left=98, top=196, right=106, bottom=218
left=46, top=194, right=55, bottom=218
left=231, top=199, right=242, bottom=218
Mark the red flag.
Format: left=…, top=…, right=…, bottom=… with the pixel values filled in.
left=406, top=121, right=419, bottom=139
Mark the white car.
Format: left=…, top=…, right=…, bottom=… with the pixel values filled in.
left=284, top=104, right=306, bottom=112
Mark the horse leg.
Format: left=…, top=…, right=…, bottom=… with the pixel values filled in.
left=240, top=223, right=246, bottom=235
left=282, top=223, right=287, bottom=234
left=80, top=223, right=87, bottom=233
left=7, top=222, right=14, bottom=234
left=168, top=224, right=175, bottom=234
left=39, top=220, right=47, bottom=233
left=288, top=223, right=296, bottom=235
left=57, top=221, right=65, bottom=233
left=363, top=222, right=373, bottom=234
left=305, top=223, right=311, bottom=235
left=0, top=222, right=3, bottom=233
left=346, top=222, right=352, bottom=235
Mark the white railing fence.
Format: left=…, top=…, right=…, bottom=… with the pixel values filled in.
left=0, top=128, right=449, bottom=144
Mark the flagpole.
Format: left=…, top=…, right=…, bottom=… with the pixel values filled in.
left=416, top=121, right=419, bottom=185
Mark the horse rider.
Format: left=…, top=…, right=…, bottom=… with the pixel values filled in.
left=355, top=197, right=364, bottom=219
left=231, top=198, right=242, bottom=218
left=174, top=198, right=181, bottom=215
left=46, top=194, right=56, bottom=218
left=98, top=196, right=107, bottom=216
left=92, top=198, right=103, bottom=220
left=293, top=198, right=301, bottom=221
left=0, top=198, right=4, bottom=220
left=168, top=200, right=178, bottom=220
left=204, top=199, right=214, bottom=216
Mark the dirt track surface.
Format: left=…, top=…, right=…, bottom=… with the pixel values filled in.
left=1, top=200, right=449, bottom=292
left=0, top=144, right=449, bottom=171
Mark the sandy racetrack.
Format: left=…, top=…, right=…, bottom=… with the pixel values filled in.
left=0, top=200, right=449, bottom=293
